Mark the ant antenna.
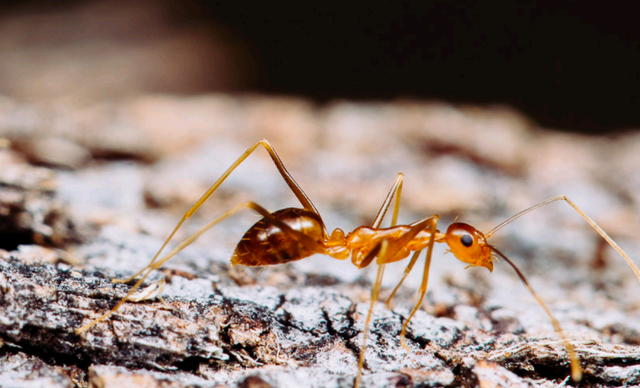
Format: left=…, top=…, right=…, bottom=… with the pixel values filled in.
left=485, top=196, right=640, bottom=284
left=491, top=246, right=582, bottom=381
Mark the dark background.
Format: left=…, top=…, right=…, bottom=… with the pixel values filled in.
left=0, top=0, right=638, bottom=133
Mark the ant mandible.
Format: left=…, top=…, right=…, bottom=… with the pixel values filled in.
left=76, top=139, right=640, bottom=387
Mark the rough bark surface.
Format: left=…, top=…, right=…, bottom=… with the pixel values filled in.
left=1, top=95, right=640, bottom=387
left=2, top=254, right=640, bottom=387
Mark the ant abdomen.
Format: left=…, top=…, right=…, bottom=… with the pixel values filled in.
left=231, top=208, right=326, bottom=266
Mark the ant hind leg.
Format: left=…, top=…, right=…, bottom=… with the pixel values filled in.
left=115, top=139, right=321, bottom=284
left=76, top=201, right=327, bottom=334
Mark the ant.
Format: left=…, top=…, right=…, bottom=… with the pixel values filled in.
left=76, top=139, right=640, bottom=387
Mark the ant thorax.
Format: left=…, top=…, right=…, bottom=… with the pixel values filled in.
left=344, top=225, right=437, bottom=268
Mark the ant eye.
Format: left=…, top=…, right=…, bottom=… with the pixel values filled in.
left=460, top=234, right=473, bottom=247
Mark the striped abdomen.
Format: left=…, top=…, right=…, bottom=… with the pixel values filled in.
left=231, top=208, right=326, bottom=266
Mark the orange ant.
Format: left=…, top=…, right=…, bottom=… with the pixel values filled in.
left=76, top=139, right=640, bottom=387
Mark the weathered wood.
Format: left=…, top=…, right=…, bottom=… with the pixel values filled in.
left=0, top=156, right=78, bottom=249
left=1, top=95, right=640, bottom=387
left=1, top=254, right=640, bottom=387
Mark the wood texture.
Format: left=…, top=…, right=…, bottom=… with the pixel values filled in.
left=1, top=96, right=640, bottom=387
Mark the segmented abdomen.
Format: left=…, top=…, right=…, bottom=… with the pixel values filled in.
left=231, top=208, right=325, bottom=266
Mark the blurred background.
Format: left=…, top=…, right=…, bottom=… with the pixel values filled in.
left=1, top=1, right=640, bottom=385
left=0, top=0, right=638, bottom=133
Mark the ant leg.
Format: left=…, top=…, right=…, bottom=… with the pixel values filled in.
left=384, top=214, right=444, bottom=307
left=355, top=173, right=406, bottom=386
left=485, top=195, right=640, bottom=284
left=76, top=201, right=327, bottom=334
left=385, top=250, right=421, bottom=308
left=115, top=139, right=320, bottom=284
left=492, top=246, right=582, bottom=382
left=354, top=240, right=389, bottom=388
left=352, top=173, right=406, bottom=270
left=355, top=215, right=440, bottom=387
left=371, top=173, right=404, bottom=228
left=388, top=216, right=439, bottom=351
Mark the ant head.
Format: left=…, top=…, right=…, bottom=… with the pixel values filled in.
left=444, top=222, right=494, bottom=272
